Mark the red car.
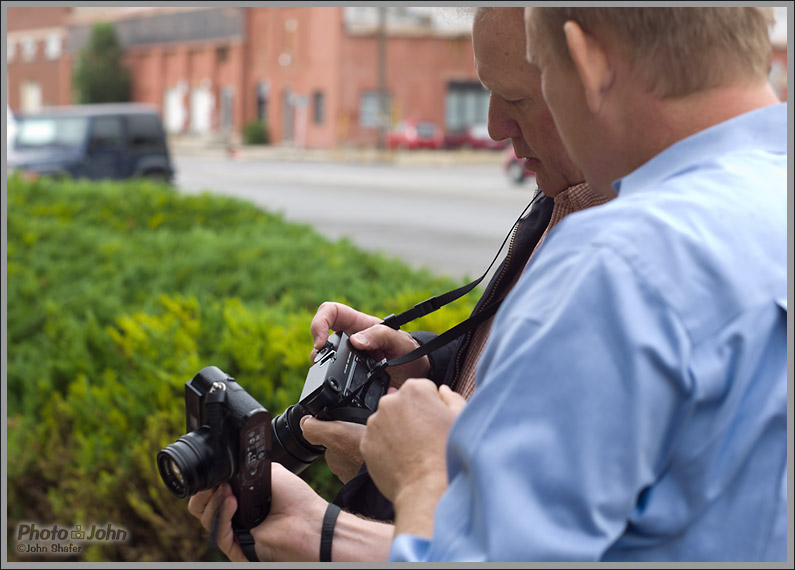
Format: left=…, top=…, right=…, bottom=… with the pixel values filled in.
left=504, top=146, right=535, bottom=184
left=444, top=123, right=509, bottom=150
left=386, top=120, right=444, bottom=150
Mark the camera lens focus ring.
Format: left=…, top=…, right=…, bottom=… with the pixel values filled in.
left=157, top=427, right=220, bottom=498
left=270, top=405, right=325, bottom=474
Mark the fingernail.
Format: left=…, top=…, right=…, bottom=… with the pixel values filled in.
left=351, top=332, right=370, bottom=348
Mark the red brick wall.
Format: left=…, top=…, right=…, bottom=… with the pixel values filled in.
left=7, top=7, right=73, bottom=112
left=339, top=33, right=476, bottom=147
left=6, top=7, right=71, bottom=31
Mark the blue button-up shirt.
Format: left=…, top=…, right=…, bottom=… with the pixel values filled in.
left=390, top=103, right=788, bottom=562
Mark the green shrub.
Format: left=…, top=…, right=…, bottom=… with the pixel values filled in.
left=242, top=120, right=269, bottom=145
left=6, top=174, right=478, bottom=561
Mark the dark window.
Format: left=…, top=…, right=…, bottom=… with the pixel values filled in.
left=126, top=114, right=165, bottom=151
left=256, top=80, right=269, bottom=121
left=90, top=116, right=125, bottom=149
left=313, top=90, right=325, bottom=125
left=445, top=81, right=490, bottom=132
left=216, top=46, right=229, bottom=63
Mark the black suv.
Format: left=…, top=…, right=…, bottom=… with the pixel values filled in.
left=8, top=103, right=175, bottom=183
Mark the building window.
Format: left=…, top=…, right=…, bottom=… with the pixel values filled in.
left=20, top=80, right=43, bottom=113
left=21, top=36, right=37, bottom=62
left=45, top=34, right=62, bottom=60
left=445, top=81, right=490, bottom=132
left=216, top=46, right=229, bottom=63
left=256, top=80, right=269, bottom=121
left=312, top=91, right=325, bottom=125
left=359, top=91, right=390, bottom=128
left=7, top=39, right=16, bottom=62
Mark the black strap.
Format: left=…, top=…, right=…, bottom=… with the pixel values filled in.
left=212, top=513, right=259, bottom=562
left=384, top=300, right=500, bottom=368
left=364, top=193, right=543, bottom=382
left=320, top=503, right=341, bottom=562
left=235, top=527, right=259, bottom=562
left=380, top=193, right=540, bottom=332
left=323, top=406, right=373, bottom=425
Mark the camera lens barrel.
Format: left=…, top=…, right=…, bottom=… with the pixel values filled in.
left=157, top=427, right=232, bottom=498
left=270, top=405, right=325, bottom=474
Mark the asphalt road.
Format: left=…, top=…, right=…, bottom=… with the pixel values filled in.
left=173, top=153, right=539, bottom=280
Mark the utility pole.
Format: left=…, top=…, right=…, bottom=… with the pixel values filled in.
left=377, top=6, right=388, bottom=150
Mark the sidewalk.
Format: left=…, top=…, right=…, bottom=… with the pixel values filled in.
left=167, top=135, right=505, bottom=167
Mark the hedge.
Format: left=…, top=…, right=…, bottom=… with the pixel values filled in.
left=6, top=175, right=478, bottom=561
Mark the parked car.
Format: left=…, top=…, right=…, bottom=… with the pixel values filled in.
left=7, top=103, right=175, bottom=183
left=445, top=123, right=508, bottom=150
left=386, top=120, right=444, bottom=150
left=504, top=145, right=535, bottom=184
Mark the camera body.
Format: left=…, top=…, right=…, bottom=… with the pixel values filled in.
left=157, top=367, right=271, bottom=530
left=271, top=332, right=390, bottom=474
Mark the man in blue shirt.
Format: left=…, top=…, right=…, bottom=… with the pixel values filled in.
left=360, top=6, right=787, bottom=562
left=188, top=7, right=787, bottom=562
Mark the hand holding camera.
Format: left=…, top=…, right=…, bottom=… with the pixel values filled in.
left=158, top=331, right=393, bottom=532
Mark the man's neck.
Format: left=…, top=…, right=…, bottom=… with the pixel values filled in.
left=604, top=81, right=780, bottom=190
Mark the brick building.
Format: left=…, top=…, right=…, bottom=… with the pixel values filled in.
left=6, top=6, right=73, bottom=111
left=6, top=6, right=788, bottom=148
left=6, top=6, right=486, bottom=149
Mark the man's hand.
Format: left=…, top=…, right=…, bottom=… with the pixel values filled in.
left=187, top=463, right=326, bottom=562
left=310, top=302, right=381, bottom=360
left=300, top=416, right=366, bottom=483
left=187, top=463, right=395, bottom=562
left=360, top=380, right=466, bottom=537
left=310, top=302, right=430, bottom=387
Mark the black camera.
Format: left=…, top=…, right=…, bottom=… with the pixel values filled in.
left=157, top=332, right=390, bottom=527
left=270, top=332, right=391, bottom=474
left=157, top=367, right=272, bottom=530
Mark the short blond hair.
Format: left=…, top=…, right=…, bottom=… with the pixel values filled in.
left=527, top=7, right=775, bottom=98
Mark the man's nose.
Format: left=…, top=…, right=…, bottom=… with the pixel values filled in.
left=488, top=97, right=521, bottom=142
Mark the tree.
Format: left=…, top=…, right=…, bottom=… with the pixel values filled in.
left=73, top=22, right=130, bottom=104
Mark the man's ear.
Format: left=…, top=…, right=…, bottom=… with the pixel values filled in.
left=563, top=21, right=613, bottom=114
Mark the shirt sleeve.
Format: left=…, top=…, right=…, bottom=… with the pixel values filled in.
left=389, top=533, right=432, bottom=562
left=396, top=240, right=692, bottom=561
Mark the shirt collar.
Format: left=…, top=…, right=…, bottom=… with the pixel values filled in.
left=613, top=102, right=787, bottom=196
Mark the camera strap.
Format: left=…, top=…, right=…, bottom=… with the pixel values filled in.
left=377, top=190, right=542, bottom=370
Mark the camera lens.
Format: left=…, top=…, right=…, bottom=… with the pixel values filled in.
left=271, top=405, right=325, bottom=475
left=167, top=458, right=186, bottom=487
left=157, top=427, right=232, bottom=498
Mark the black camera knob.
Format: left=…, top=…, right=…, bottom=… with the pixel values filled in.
left=328, top=377, right=340, bottom=392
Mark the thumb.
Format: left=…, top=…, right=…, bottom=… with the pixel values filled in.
left=350, top=325, right=417, bottom=356
left=300, top=415, right=333, bottom=447
left=438, top=385, right=467, bottom=416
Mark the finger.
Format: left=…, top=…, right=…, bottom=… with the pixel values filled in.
left=310, top=303, right=380, bottom=350
left=300, top=415, right=327, bottom=446
left=201, top=483, right=232, bottom=532
left=301, top=416, right=364, bottom=449
left=213, top=492, right=247, bottom=562
left=350, top=324, right=418, bottom=356
left=188, top=488, right=216, bottom=519
left=438, top=385, right=467, bottom=415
